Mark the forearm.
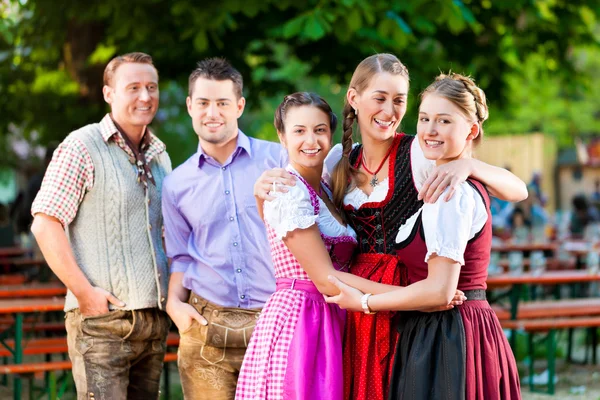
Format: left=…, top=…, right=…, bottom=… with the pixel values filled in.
left=332, top=271, right=398, bottom=294
left=166, top=272, right=190, bottom=304
left=30, top=215, right=93, bottom=298
left=469, top=159, right=527, bottom=202
left=368, top=278, right=454, bottom=312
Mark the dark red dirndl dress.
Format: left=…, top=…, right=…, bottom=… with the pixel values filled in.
left=390, top=179, right=521, bottom=400
left=343, top=134, right=423, bottom=400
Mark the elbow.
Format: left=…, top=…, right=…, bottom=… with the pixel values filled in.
left=30, top=216, right=44, bottom=239
left=313, top=278, right=337, bottom=297
left=512, top=181, right=529, bottom=202
left=431, top=286, right=455, bottom=307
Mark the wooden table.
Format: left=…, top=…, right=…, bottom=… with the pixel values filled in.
left=491, top=243, right=559, bottom=253
left=487, top=270, right=600, bottom=288
left=0, top=248, right=28, bottom=259
left=487, top=270, right=600, bottom=351
left=0, top=283, right=66, bottom=299
left=497, top=258, right=577, bottom=273
left=0, top=297, right=64, bottom=399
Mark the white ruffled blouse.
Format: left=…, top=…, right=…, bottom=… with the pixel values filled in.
left=395, top=183, right=488, bottom=265
left=322, top=137, right=434, bottom=209
left=264, top=166, right=357, bottom=241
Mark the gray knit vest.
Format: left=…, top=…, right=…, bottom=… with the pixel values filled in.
left=64, top=123, right=171, bottom=312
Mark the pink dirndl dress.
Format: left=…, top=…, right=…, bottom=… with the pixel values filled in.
left=236, top=169, right=357, bottom=400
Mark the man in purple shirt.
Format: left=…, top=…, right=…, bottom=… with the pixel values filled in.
left=162, top=58, right=286, bottom=399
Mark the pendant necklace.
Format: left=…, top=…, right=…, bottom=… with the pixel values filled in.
left=360, top=143, right=394, bottom=187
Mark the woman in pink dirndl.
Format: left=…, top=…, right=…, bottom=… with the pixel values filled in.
left=236, top=92, right=403, bottom=400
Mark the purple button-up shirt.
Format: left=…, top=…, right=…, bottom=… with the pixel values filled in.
left=162, top=130, right=287, bottom=308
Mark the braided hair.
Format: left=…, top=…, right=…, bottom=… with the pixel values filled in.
left=420, top=73, right=489, bottom=146
left=330, top=54, right=410, bottom=211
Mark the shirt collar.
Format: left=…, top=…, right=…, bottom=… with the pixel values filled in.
left=197, top=129, right=252, bottom=167
left=99, top=113, right=165, bottom=153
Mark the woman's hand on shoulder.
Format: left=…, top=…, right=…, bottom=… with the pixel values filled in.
left=418, top=159, right=473, bottom=203
left=254, top=168, right=297, bottom=201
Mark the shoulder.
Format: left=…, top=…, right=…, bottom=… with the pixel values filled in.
left=67, top=123, right=102, bottom=146
left=424, top=182, right=478, bottom=216
left=249, top=136, right=284, bottom=156
left=52, top=125, right=100, bottom=161
left=162, top=153, right=199, bottom=191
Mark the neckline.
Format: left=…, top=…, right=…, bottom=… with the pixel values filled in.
left=287, top=166, right=352, bottom=233
left=346, top=134, right=403, bottom=210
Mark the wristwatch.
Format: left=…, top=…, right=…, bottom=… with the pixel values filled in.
left=360, top=293, right=376, bottom=314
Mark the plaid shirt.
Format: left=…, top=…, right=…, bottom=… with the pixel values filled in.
left=32, top=114, right=166, bottom=227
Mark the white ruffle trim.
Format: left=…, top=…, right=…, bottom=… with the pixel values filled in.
left=273, top=215, right=319, bottom=240
left=425, top=248, right=465, bottom=266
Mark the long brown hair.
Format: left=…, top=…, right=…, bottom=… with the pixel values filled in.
left=330, top=54, right=409, bottom=211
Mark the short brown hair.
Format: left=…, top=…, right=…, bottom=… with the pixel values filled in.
left=188, top=58, right=243, bottom=98
left=103, top=52, right=156, bottom=86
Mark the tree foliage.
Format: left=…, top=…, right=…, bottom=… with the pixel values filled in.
left=1, top=0, right=599, bottom=167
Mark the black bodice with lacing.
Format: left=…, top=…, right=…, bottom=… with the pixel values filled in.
left=345, top=134, right=424, bottom=255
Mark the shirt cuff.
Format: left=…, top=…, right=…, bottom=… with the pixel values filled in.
left=31, top=205, right=69, bottom=228
left=169, top=258, right=192, bottom=274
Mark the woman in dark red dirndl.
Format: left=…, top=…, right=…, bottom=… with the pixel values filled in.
left=326, top=73, right=521, bottom=400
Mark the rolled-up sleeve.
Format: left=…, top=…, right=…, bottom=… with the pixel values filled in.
left=161, top=177, right=194, bottom=274
left=31, top=137, right=94, bottom=227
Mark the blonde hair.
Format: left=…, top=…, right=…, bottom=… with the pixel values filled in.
left=103, top=52, right=156, bottom=86
left=330, top=54, right=409, bottom=210
left=421, top=73, right=488, bottom=146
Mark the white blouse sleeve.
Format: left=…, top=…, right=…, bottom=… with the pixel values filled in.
left=410, top=136, right=436, bottom=191
left=322, top=143, right=360, bottom=186
left=422, top=184, right=488, bottom=265
left=263, top=181, right=318, bottom=240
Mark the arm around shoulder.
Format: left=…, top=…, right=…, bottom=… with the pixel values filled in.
left=468, top=159, right=527, bottom=202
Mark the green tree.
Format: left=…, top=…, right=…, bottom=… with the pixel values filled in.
left=1, top=0, right=599, bottom=166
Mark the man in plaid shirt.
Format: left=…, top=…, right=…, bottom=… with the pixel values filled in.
left=31, top=52, right=172, bottom=399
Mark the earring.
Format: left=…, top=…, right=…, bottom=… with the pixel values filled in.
left=354, top=108, right=358, bottom=116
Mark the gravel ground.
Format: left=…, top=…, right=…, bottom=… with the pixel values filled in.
left=522, top=362, right=600, bottom=400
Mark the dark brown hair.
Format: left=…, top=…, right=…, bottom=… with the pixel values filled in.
left=188, top=57, right=243, bottom=98
left=103, top=52, right=156, bottom=86
left=274, top=92, right=337, bottom=134
left=421, top=73, right=489, bottom=146
left=330, top=54, right=409, bottom=210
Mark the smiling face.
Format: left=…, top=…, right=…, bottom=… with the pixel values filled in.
left=417, top=94, right=479, bottom=165
left=186, top=77, right=245, bottom=146
left=278, top=105, right=332, bottom=172
left=349, top=72, right=408, bottom=142
left=103, top=62, right=159, bottom=133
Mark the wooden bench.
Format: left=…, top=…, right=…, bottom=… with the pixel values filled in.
left=0, top=283, right=66, bottom=298
left=0, top=275, right=28, bottom=285
left=0, top=334, right=180, bottom=400
left=0, top=332, right=180, bottom=358
left=0, top=321, right=65, bottom=334
left=492, top=297, right=600, bottom=320
left=0, top=352, right=179, bottom=375
left=0, top=352, right=178, bottom=400
left=494, top=300, right=600, bottom=395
